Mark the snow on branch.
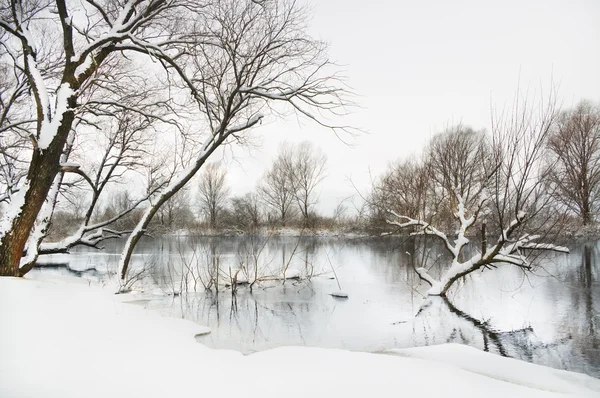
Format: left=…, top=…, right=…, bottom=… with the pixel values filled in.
left=387, top=190, right=568, bottom=297
left=519, top=242, right=569, bottom=253
left=386, top=210, right=458, bottom=258
left=225, top=113, right=264, bottom=134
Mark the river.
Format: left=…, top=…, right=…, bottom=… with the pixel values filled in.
left=34, top=235, right=600, bottom=378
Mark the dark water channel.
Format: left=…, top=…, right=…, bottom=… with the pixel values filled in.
left=35, top=235, right=600, bottom=378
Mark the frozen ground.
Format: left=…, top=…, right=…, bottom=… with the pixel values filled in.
left=1, top=275, right=599, bottom=398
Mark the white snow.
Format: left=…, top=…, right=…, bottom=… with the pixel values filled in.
left=388, top=344, right=600, bottom=396
left=0, top=179, right=30, bottom=241
left=59, top=162, right=80, bottom=168
left=1, top=275, right=598, bottom=398
left=26, top=53, right=50, bottom=121
left=73, top=54, right=94, bottom=77
left=37, top=83, right=74, bottom=150
left=330, top=290, right=349, bottom=298
left=388, top=189, right=570, bottom=296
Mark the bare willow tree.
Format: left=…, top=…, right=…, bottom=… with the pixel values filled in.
left=427, top=126, right=492, bottom=229
left=0, top=0, right=353, bottom=279
left=258, top=141, right=326, bottom=226
left=156, top=186, right=193, bottom=230
left=197, top=162, right=229, bottom=228
left=387, top=93, right=568, bottom=296
left=369, top=126, right=488, bottom=230
left=547, top=101, right=600, bottom=225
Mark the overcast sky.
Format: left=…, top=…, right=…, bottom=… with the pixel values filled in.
left=216, top=0, right=600, bottom=215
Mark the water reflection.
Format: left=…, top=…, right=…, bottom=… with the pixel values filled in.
left=33, top=235, right=599, bottom=378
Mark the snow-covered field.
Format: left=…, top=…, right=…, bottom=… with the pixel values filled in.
left=1, top=275, right=599, bottom=397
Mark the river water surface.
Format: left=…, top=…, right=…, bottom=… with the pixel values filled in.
left=34, top=235, right=600, bottom=378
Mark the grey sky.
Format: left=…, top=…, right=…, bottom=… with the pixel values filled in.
left=220, top=0, right=600, bottom=214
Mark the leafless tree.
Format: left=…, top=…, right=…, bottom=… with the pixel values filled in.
left=0, top=0, right=353, bottom=278
left=115, top=0, right=354, bottom=285
left=286, top=141, right=327, bottom=223
left=229, top=192, right=262, bottom=231
left=0, top=41, right=32, bottom=208
left=547, top=101, right=600, bottom=225
left=369, top=156, right=431, bottom=226
left=258, top=148, right=295, bottom=225
left=31, top=109, right=167, bottom=259
left=198, top=162, right=229, bottom=228
left=156, top=186, right=193, bottom=230
left=427, top=125, right=493, bottom=230
left=0, top=0, right=196, bottom=276
left=387, top=92, right=568, bottom=296
left=428, top=126, right=490, bottom=200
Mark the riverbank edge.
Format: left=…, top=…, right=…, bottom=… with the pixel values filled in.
left=1, top=275, right=600, bottom=398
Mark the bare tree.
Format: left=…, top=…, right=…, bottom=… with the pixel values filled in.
left=229, top=192, right=262, bottom=231
left=547, top=101, right=600, bottom=225
left=198, top=162, right=229, bottom=228
left=258, top=149, right=295, bottom=225
left=387, top=93, right=568, bottom=296
left=115, top=0, right=354, bottom=284
left=31, top=109, right=166, bottom=258
left=156, top=186, right=193, bottom=230
left=0, top=0, right=353, bottom=278
left=427, top=126, right=492, bottom=230
left=286, top=141, right=327, bottom=223
left=369, top=156, right=431, bottom=226
left=0, top=0, right=198, bottom=276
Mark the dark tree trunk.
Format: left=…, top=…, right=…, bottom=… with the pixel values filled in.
left=0, top=110, right=75, bottom=276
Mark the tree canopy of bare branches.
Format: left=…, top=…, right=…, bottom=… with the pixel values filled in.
left=197, top=162, right=229, bottom=228
left=258, top=141, right=327, bottom=226
left=547, top=101, right=600, bottom=225
left=385, top=93, right=568, bottom=296
left=258, top=147, right=296, bottom=225
left=368, top=157, right=431, bottom=226
left=0, top=0, right=354, bottom=280
left=286, top=141, right=327, bottom=223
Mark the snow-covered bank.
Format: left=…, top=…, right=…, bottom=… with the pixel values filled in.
left=1, top=276, right=599, bottom=398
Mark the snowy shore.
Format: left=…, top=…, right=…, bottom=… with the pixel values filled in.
left=1, top=275, right=599, bottom=397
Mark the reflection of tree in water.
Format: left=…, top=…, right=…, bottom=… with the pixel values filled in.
left=119, top=236, right=600, bottom=376
left=413, top=294, right=596, bottom=376
left=170, top=280, right=323, bottom=353
left=557, top=243, right=599, bottom=375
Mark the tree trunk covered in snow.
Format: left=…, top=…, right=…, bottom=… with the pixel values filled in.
left=0, top=109, right=75, bottom=276
left=0, top=62, right=78, bottom=276
left=0, top=1, right=188, bottom=275
left=119, top=132, right=230, bottom=282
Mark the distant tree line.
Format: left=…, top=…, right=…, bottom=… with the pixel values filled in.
left=44, top=140, right=355, bottom=239
left=367, top=100, right=600, bottom=233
